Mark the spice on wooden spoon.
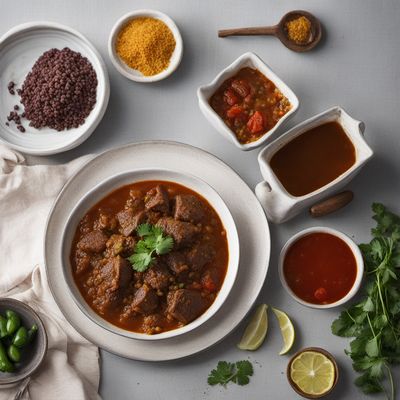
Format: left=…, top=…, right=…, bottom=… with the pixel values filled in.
left=218, top=10, right=322, bottom=52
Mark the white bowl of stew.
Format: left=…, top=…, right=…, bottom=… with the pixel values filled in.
left=197, top=52, right=299, bottom=151
left=61, top=169, right=239, bottom=340
left=256, top=106, right=374, bottom=223
left=279, top=227, right=364, bottom=309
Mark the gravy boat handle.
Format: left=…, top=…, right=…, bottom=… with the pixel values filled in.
left=255, top=180, right=296, bottom=224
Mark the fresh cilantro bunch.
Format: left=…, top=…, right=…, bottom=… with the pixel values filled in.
left=127, top=223, right=174, bottom=272
left=332, top=203, right=400, bottom=400
left=207, top=360, right=253, bottom=387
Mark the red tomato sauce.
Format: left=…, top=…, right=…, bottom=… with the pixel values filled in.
left=283, top=232, right=357, bottom=305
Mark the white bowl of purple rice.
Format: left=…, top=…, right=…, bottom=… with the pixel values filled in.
left=0, top=22, right=110, bottom=155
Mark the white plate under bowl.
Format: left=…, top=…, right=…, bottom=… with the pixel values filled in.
left=0, top=22, right=110, bottom=155
left=44, top=141, right=271, bottom=361
left=62, top=168, right=240, bottom=340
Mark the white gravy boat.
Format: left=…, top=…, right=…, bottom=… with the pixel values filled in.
left=255, top=106, right=374, bottom=224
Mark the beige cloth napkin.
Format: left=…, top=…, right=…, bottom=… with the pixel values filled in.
left=0, top=145, right=101, bottom=400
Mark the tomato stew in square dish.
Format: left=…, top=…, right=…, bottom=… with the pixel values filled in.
left=209, top=67, right=291, bottom=144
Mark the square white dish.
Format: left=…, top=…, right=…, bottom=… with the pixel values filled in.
left=255, top=106, right=374, bottom=223
left=197, top=52, right=299, bottom=151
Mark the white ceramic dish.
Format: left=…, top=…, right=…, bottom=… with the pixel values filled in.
left=62, top=168, right=240, bottom=341
left=0, top=22, right=110, bottom=155
left=197, top=52, right=299, bottom=151
left=108, top=10, right=183, bottom=83
left=256, top=106, right=374, bottom=223
left=279, top=226, right=364, bottom=309
left=44, top=141, right=271, bottom=360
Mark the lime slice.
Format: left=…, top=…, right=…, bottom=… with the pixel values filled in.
left=290, top=351, right=335, bottom=396
left=272, top=307, right=295, bottom=355
left=237, top=304, right=268, bottom=350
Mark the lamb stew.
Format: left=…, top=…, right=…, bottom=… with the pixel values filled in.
left=70, top=180, right=229, bottom=334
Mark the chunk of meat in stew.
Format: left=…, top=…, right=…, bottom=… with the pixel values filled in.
left=167, top=289, right=208, bottom=324
left=132, top=284, right=159, bottom=314
left=186, top=242, right=215, bottom=271
left=174, top=194, right=206, bottom=223
left=106, top=234, right=136, bottom=257
left=100, top=256, right=132, bottom=292
left=145, top=185, right=169, bottom=213
left=163, top=252, right=190, bottom=280
left=156, top=217, right=199, bottom=248
left=117, top=209, right=147, bottom=237
left=77, top=230, right=108, bottom=253
left=144, top=263, right=172, bottom=291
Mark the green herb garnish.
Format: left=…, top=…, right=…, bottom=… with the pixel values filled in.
left=207, top=360, right=254, bottom=387
left=332, top=203, right=400, bottom=400
left=127, top=223, right=174, bottom=272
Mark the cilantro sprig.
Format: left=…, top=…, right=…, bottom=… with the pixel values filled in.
left=207, top=360, right=253, bottom=387
left=332, top=203, right=400, bottom=400
left=127, top=223, right=174, bottom=272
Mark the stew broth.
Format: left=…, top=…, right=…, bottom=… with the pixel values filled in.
left=70, top=180, right=229, bottom=334
left=270, top=121, right=356, bottom=197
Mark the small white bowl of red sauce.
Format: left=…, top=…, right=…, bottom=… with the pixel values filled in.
left=279, top=227, right=364, bottom=308
left=197, top=52, right=299, bottom=151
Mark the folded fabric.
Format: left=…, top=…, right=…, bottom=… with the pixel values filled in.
left=0, top=145, right=100, bottom=400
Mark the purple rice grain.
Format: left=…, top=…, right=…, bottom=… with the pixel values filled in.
left=20, top=47, right=97, bottom=131
left=7, top=81, right=15, bottom=95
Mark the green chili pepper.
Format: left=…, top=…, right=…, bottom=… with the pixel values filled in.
left=27, top=324, right=38, bottom=343
left=0, top=315, right=8, bottom=338
left=7, top=344, right=21, bottom=363
left=5, top=310, right=20, bottom=335
left=13, top=326, right=28, bottom=348
left=0, top=342, right=14, bottom=372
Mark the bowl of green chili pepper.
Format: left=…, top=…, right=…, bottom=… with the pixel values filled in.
left=0, top=298, right=47, bottom=386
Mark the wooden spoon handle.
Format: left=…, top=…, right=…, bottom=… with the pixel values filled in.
left=309, top=191, right=354, bottom=218
left=218, top=26, right=278, bottom=37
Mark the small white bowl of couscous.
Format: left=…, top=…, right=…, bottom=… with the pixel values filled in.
left=108, top=9, right=183, bottom=83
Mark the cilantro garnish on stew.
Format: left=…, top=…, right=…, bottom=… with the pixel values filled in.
left=332, top=203, right=400, bottom=400
left=127, top=223, right=174, bottom=272
left=207, top=360, right=254, bottom=387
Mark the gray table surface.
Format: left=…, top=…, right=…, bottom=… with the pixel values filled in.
left=2, top=0, right=400, bottom=398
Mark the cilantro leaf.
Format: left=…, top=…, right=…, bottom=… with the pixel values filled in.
left=136, top=223, right=153, bottom=237
left=235, top=360, right=253, bottom=386
left=207, top=360, right=253, bottom=387
left=155, top=235, right=174, bottom=255
left=332, top=203, right=400, bottom=400
left=127, top=252, right=154, bottom=272
left=207, top=361, right=235, bottom=386
left=127, top=224, right=174, bottom=272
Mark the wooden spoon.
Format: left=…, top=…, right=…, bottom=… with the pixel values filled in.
left=218, top=10, right=322, bottom=52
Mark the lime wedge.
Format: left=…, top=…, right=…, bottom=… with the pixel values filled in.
left=237, top=304, right=268, bottom=350
left=272, top=307, right=295, bottom=355
left=290, top=351, right=335, bottom=396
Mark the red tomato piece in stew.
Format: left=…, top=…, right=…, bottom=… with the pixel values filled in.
left=283, top=232, right=357, bottom=305
left=209, top=67, right=291, bottom=144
